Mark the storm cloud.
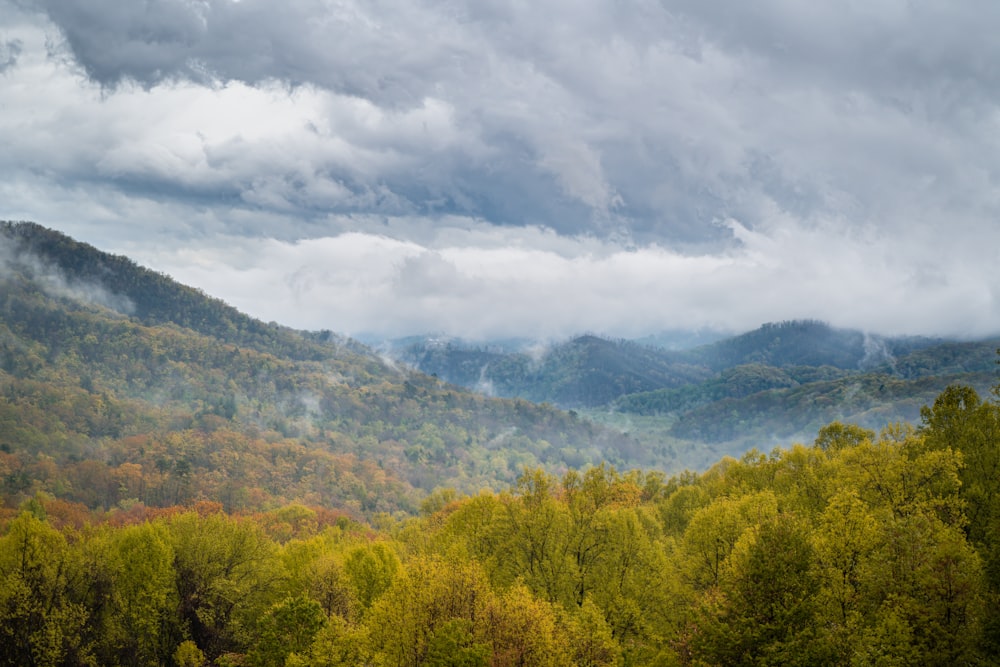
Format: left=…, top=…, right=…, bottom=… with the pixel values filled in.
left=1, top=0, right=999, bottom=339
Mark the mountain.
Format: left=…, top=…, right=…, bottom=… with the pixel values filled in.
left=395, top=334, right=711, bottom=408
left=680, top=319, right=943, bottom=371
left=4, top=221, right=996, bottom=520
left=388, top=318, right=998, bottom=449
left=0, top=222, right=641, bottom=516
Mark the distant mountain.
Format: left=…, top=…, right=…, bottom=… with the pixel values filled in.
left=666, top=369, right=996, bottom=445
left=680, top=319, right=943, bottom=371
left=631, top=328, right=730, bottom=350
left=0, top=222, right=641, bottom=515
left=395, top=334, right=711, bottom=408
left=390, top=321, right=972, bottom=408
left=388, top=318, right=999, bottom=448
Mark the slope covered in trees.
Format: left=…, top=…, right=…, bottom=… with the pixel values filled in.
left=3, top=221, right=1000, bottom=665
left=397, top=334, right=711, bottom=407
left=0, top=222, right=641, bottom=516
left=4, top=382, right=1000, bottom=666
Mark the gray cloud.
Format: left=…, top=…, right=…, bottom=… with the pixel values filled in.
left=0, top=38, right=21, bottom=72
left=19, top=0, right=1000, bottom=243
left=1, top=0, right=999, bottom=339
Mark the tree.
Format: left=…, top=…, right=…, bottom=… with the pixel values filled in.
left=167, top=511, right=282, bottom=661
left=815, top=421, right=874, bottom=452
left=425, top=619, right=490, bottom=667
left=681, top=490, right=779, bottom=589
left=0, top=513, right=91, bottom=666
left=250, top=596, right=326, bottom=667
left=479, top=584, right=570, bottom=667
left=496, top=469, right=573, bottom=605
left=343, top=542, right=400, bottom=612
left=367, top=556, right=495, bottom=667
left=920, top=385, right=1000, bottom=543
left=692, top=514, right=826, bottom=666
left=84, top=521, right=178, bottom=666
left=174, top=640, right=206, bottom=667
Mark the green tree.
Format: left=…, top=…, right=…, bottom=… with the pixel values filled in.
left=0, top=513, right=91, bottom=666
left=495, top=469, right=573, bottom=604
left=559, top=598, right=620, bottom=667
left=306, top=614, right=373, bottom=667
left=425, top=619, right=490, bottom=667
left=343, top=541, right=400, bottom=612
left=85, top=521, right=178, bottom=666
left=681, top=490, right=779, bottom=589
left=167, top=511, right=282, bottom=661
left=367, top=556, right=495, bottom=667
left=692, top=514, right=825, bottom=666
left=921, top=385, right=1000, bottom=542
left=174, top=640, right=206, bottom=667
left=250, top=596, right=326, bottom=667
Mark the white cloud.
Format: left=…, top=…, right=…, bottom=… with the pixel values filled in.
left=119, top=217, right=1000, bottom=341
left=1, top=0, right=1000, bottom=341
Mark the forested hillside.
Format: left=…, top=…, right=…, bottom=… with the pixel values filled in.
left=397, top=334, right=711, bottom=407
left=4, top=384, right=1000, bottom=666
left=0, top=222, right=638, bottom=516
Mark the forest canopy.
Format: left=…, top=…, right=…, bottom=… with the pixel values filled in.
left=3, top=380, right=1000, bottom=666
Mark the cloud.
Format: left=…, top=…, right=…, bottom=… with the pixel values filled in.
left=0, top=38, right=20, bottom=72
left=1, top=0, right=999, bottom=340
left=16, top=0, right=1000, bottom=244
left=120, top=216, right=1000, bottom=341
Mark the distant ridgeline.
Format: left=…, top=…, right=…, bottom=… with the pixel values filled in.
left=390, top=320, right=999, bottom=448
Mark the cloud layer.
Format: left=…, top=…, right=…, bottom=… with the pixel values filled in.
left=1, top=0, right=999, bottom=339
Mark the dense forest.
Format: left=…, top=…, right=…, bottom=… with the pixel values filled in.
left=4, top=222, right=1000, bottom=665
left=3, top=384, right=1000, bottom=666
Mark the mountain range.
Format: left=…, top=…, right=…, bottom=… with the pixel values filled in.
left=384, top=320, right=998, bottom=454
left=1, top=221, right=997, bottom=517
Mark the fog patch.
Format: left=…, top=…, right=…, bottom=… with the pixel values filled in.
left=474, top=364, right=496, bottom=397
left=860, top=333, right=896, bottom=372
left=0, top=238, right=135, bottom=315
left=128, top=221, right=1000, bottom=342
left=524, top=341, right=552, bottom=366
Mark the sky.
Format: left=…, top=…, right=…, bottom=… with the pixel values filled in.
left=1, top=0, right=999, bottom=341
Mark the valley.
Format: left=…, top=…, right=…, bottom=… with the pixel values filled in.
left=2, top=221, right=999, bottom=666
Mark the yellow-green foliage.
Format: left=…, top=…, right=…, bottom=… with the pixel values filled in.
left=3, top=386, right=1000, bottom=665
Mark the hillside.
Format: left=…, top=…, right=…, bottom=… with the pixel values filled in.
left=680, top=319, right=942, bottom=371
left=390, top=321, right=999, bottom=450
left=6, top=385, right=1000, bottom=666
left=0, top=222, right=640, bottom=515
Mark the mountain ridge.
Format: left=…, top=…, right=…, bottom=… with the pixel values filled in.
left=0, top=221, right=640, bottom=516
left=382, top=321, right=998, bottom=447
